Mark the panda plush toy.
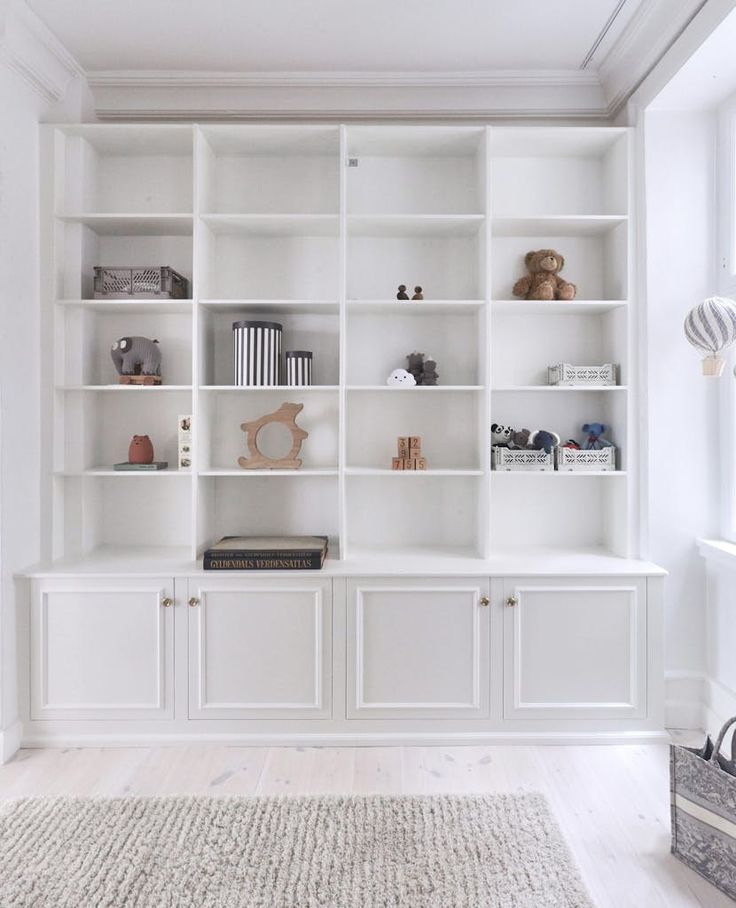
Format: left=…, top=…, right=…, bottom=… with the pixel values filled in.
left=491, top=423, right=513, bottom=447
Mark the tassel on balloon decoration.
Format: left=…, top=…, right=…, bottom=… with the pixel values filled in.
left=684, top=297, right=736, bottom=377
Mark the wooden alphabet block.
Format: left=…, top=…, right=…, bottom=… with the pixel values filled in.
left=397, top=437, right=410, bottom=457
left=391, top=457, right=405, bottom=470
left=416, top=457, right=427, bottom=470
left=409, top=436, right=422, bottom=454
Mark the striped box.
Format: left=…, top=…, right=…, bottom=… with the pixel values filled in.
left=285, top=350, right=313, bottom=386
left=233, top=320, right=282, bottom=386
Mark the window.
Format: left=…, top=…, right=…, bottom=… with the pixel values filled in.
left=718, top=96, right=736, bottom=540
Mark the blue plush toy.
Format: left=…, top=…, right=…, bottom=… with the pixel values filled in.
left=529, top=429, right=560, bottom=455
left=582, top=422, right=613, bottom=450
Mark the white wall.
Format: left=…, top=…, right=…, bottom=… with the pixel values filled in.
left=703, top=556, right=736, bottom=732
left=644, top=108, right=720, bottom=722
left=0, top=0, right=88, bottom=759
left=0, top=63, right=46, bottom=758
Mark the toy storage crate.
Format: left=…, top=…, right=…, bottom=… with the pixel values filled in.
left=93, top=266, right=189, bottom=299
left=492, top=447, right=554, bottom=471
left=557, top=446, right=616, bottom=471
left=548, top=363, right=617, bottom=386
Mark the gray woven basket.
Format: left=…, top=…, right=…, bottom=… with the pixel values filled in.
left=670, top=716, right=736, bottom=900
left=93, top=266, right=188, bottom=299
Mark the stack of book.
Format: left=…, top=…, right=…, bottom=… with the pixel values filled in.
left=203, top=535, right=329, bottom=571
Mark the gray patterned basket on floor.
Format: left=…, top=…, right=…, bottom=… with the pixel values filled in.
left=670, top=716, right=736, bottom=900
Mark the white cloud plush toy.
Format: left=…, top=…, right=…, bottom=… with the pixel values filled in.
left=386, top=368, right=417, bottom=387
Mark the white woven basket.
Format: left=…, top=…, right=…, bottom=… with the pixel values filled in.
left=548, top=363, right=617, bottom=386
left=556, top=447, right=616, bottom=471
left=492, top=447, right=554, bottom=471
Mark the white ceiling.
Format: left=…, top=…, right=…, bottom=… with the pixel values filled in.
left=27, top=0, right=640, bottom=73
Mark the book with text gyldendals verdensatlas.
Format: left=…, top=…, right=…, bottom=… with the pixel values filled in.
left=203, top=535, right=329, bottom=570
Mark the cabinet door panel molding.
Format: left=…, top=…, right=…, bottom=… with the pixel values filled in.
left=31, top=578, right=174, bottom=721
left=347, top=579, right=490, bottom=719
left=188, top=578, right=332, bottom=719
left=503, top=580, right=646, bottom=720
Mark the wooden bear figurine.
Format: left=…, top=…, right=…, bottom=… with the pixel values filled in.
left=406, top=351, right=424, bottom=384
left=411, top=286, right=423, bottom=300
left=421, top=356, right=439, bottom=386
left=396, top=285, right=409, bottom=300
left=128, top=435, right=154, bottom=464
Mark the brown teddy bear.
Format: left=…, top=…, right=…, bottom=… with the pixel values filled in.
left=512, top=249, right=576, bottom=301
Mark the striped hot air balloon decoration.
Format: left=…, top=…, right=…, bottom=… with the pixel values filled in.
left=684, top=297, right=736, bottom=376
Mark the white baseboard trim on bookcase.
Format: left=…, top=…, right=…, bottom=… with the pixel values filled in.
left=19, top=729, right=670, bottom=749
left=703, top=676, right=736, bottom=736
left=0, top=720, right=23, bottom=764
left=665, top=670, right=705, bottom=730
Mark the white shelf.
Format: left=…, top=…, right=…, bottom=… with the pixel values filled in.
left=55, top=123, right=194, bottom=153
left=199, top=299, right=339, bottom=314
left=492, top=470, right=627, bottom=478
left=200, top=385, right=339, bottom=392
left=199, top=468, right=338, bottom=477
left=491, top=300, right=627, bottom=315
left=57, top=213, right=193, bottom=235
left=347, top=385, right=484, bottom=392
left=58, top=385, right=192, bottom=392
left=492, top=215, right=627, bottom=237
left=22, top=545, right=663, bottom=579
left=347, top=300, right=483, bottom=314
left=55, top=468, right=190, bottom=477
left=49, top=123, right=635, bottom=565
left=56, top=299, right=193, bottom=314
left=493, top=385, right=627, bottom=392
left=348, top=214, right=485, bottom=237
left=347, top=125, right=485, bottom=157
left=346, top=467, right=484, bottom=476
left=490, top=126, right=627, bottom=158
left=201, top=213, right=339, bottom=236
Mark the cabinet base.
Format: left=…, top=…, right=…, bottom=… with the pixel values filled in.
left=20, top=727, right=670, bottom=749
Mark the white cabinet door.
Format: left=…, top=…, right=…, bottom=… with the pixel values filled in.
left=30, top=577, right=174, bottom=720
left=347, top=578, right=490, bottom=719
left=188, top=577, right=332, bottom=719
left=502, top=578, right=646, bottom=720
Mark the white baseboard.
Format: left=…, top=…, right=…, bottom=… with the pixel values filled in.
left=0, top=720, right=23, bottom=763
left=20, top=729, right=670, bottom=749
left=665, top=671, right=705, bottom=729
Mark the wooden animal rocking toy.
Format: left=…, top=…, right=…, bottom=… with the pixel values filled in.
left=238, top=402, right=308, bottom=470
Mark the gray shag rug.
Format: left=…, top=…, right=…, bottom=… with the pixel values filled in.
left=0, top=793, right=593, bottom=907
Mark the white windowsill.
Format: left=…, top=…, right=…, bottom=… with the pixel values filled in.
left=697, top=538, right=736, bottom=568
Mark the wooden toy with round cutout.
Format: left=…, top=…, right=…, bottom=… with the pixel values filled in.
left=237, top=402, right=309, bottom=470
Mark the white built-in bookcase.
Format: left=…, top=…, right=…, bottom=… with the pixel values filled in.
left=46, top=123, right=634, bottom=565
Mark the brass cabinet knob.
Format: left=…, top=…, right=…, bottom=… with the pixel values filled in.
left=161, top=597, right=174, bottom=608
left=505, top=595, right=518, bottom=607
left=479, top=595, right=490, bottom=607
left=188, top=597, right=200, bottom=608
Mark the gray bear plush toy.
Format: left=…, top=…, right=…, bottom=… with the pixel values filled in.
left=110, top=336, right=161, bottom=377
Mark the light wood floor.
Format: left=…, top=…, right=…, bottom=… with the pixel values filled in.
left=0, top=739, right=729, bottom=908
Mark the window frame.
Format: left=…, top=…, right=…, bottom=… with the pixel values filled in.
left=717, top=95, right=736, bottom=541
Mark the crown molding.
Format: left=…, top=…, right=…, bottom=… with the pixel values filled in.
left=88, top=68, right=607, bottom=121
left=86, top=68, right=601, bottom=91
left=598, top=0, right=709, bottom=115
left=93, top=107, right=611, bottom=123
left=74, top=1, right=714, bottom=122
left=0, top=0, right=83, bottom=103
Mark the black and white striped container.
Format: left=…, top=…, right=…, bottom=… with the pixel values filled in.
left=285, top=351, right=313, bottom=386
left=233, top=320, right=282, bottom=386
